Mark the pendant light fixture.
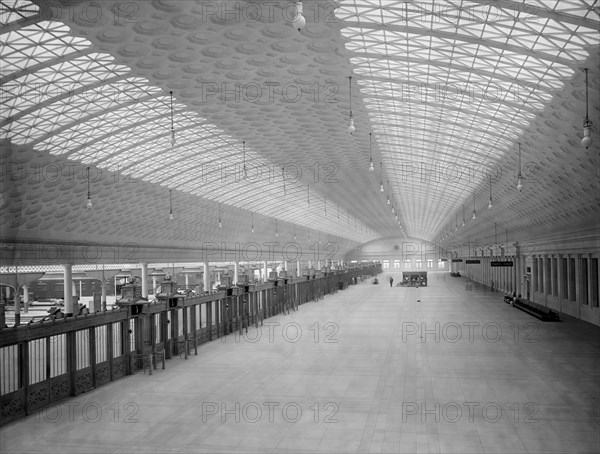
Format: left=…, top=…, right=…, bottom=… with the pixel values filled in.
left=462, top=205, right=465, bottom=227
left=386, top=180, right=390, bottom=204
left=218, top=202, right=222, bottom=229
left=516, top=142, right=523, bottom=192
left=347, top=76, right=355, bottom=134
left=86, top=166, right=92, bottom=210
left=293, top=224, right=296, bottom=240
left=169, top=189, right=173, bottom=221
left=488, top=174, right=493, bottom=210
left=472, top=193, right=476, bottom=221
left=379, top=162, right=384, bottom=192
left=455, top=213, right=458, bottom=232
left=582, top=68, right=593, bottom=149
left=242, top=140, right=247, bottom=179
left=275, top=219, right=278, bottom=237
left=169, top=91, right=175, bottom=146
left=368, top=132, right=374, bottom=171
left=292, top=1, right=305, bottom=31
left=251, top=212, right=254, bottom=233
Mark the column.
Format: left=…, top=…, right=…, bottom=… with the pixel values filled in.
left=185, top=273, right=189, bottom=289
left=514, top=243, right=521, bottom=297
left=262, top=261, right=268, bottom=283
left=22, top=284, right=29, bottom=314
left=63, top=264, right=73, bottom=316
left=203, top=262, right=210, bottom=293
left=234, top=261, right=239, bottom=285
left=296, top=260, right=301, bottom=277
left=567, top=254, right=574, bottom=302
left=101, top=281, right=107, bottom=311
left=576, top=254, right=583, bottom=311
left=587, top=253, right=594, bottom=307
left=531, top=255, right=538, bottom=295
left=141, top=263, right=148, bottom=298
left=551, top=256, right=557, bottom=298
left=13, top=288, right=21, bottom=326
left=152, top=276, right=157, bottom=295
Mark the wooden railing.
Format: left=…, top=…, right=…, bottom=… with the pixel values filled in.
left=0, top=265, right=380, bottom=426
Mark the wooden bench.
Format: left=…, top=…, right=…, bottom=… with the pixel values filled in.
left=504, top=296, right=560, bottom=321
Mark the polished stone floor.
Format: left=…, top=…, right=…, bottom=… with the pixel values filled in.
left=1, top=272, right=599, bottom=453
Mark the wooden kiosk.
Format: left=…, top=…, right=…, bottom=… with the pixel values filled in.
left=401, top=271, right=427, bottom=287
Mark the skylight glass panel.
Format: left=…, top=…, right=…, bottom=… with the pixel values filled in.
left=0, top=0, right=38, bottom=25
left=1, top=22, right=91, bottom=77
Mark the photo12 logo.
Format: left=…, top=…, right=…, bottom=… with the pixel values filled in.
left=401, top=401, right=539, bottom=423
left=221, top=321, right=339, bottom=344
left=199, top=81, right=338, bottom=104
left=401, top=321, right=538, bottom=343
left=201, top=401, right=339, bottom=423
left=35, top=401, right=139, bottom=423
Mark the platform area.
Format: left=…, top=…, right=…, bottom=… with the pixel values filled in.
left=1, top=273, right=598, bottom=454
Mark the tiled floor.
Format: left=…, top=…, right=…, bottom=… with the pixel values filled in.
left=1, top=272, right=599, bottom=453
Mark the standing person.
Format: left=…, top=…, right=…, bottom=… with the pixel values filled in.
left=389, top=276, right=394, bottom=287
left=510, top=292, right=517, bottom=307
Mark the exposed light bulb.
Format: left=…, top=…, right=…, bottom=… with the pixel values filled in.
left=582, top=125, right=592, bottom=149
left=369, top=158, right=374, bottom=172
left=347, top=118, right=355, bottom=134
left=472, top=210, right=476, bottom=221
left=293, top=13, right=306, bottom=31
left=171, top=129, right=175, bottom=146
left=169, top=212, right=174, bottom=222
left=462, top=219, right=465, bottom=227
left=516, top=176, right=523, bottom=192
left=86, top=197, right=92, bottom=210
left=488, top=198, right=493, bottom=210
left=219, top=220, right=222, bottom=229
left=251, top=225, right=254, bottom=233
left=387, top=196, right=390, bottom=205
left=380, top=182, right=384, bottom=192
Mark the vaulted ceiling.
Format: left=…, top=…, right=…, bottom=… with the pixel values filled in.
left=1, top=0, right=599, bottom=264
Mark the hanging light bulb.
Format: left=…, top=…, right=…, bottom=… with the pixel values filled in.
left=386, top=180, right=390, bottom=204
left=275, top=219, right=278, bottom=237
left=169, top=91, right=175, bottom=146
left=379, top=162, right=384, bottom=192
left=462, top=205, right=465, bottom=227
left=582, top=68, right=593, bottom=149
left=169, top=189, right=173, bottom=221
left=86, top=166, right=92, bottom=210
left=516, top=142, right=523, bottom=192
left=242, top=140, right=247, bottom=179
left=292, top=1, right=305, bottom=31
left=488, top=174, right=493, bottom=210
left=392, top=205, right=395, bottom=214
left=368, top=132, right=374, bottom=171
left=472, top=193, right=476, bottom=220
left=455, top=214, right=458, bottom=232
left=347, top=76, right=355, bottom=134
left=251, top=212, right=254, bottom=233
left=293, top=224, right=296, bottom=241
left=218, top=203, right=222, bottom=229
